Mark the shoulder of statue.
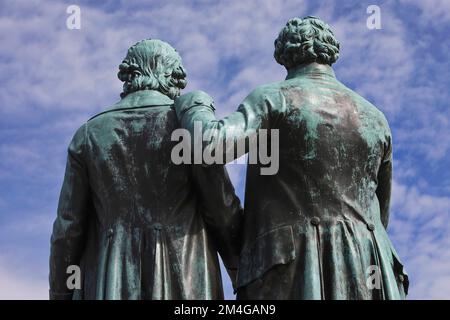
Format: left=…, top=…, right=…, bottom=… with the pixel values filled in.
left=174, top=90, right=215, bottom=118
left=67, top=122, right=88, bottom=163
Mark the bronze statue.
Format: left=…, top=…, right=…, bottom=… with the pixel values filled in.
left=175, top=16, right=408, bottom=299
left=49, top=39, right=242, bottom=300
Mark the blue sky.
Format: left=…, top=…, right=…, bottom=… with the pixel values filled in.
left=0, top=0, right=449, bottom=299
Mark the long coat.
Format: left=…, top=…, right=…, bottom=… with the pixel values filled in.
left=175, top=63, right=409, bottom=299
left=49, top=90, right=242, bottom=300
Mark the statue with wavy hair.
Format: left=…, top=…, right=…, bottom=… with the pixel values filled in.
left=175, top=16, right=408, bottom=299
left=49, top=39, right=242, bottom=300
left=117, top=39, right=187, bottom=99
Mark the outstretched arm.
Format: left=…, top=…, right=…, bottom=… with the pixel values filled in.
left=49, top=125, right=90, bottom=300
left=174, top=89, right=277, bottom=164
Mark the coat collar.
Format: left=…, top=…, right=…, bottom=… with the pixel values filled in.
left=89, top=90, right=174, bottom=120
left=112, top=90, right=174, bottom=109
left=285, top=62, right=336, bottom=80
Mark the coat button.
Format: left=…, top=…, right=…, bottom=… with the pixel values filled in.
left=367, top=223, right=375, bottom=231
left=107, top=228, right=114, bottom=238
left=311, top=217, right=320, bottom=226
left=153, top=223, right=163, bottom=231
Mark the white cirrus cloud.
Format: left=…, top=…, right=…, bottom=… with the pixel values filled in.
left=0, top=0, right=449, bottom=300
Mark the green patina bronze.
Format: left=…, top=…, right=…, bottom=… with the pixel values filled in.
left=49, top=39, right=242, bottom=300
left=175, top=16, right=408, bottom=299
left=50, top=16, right=409, bottom=301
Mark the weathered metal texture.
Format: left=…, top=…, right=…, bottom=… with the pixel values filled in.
left=175, top=62, right=409, bottom=299
left=49, top=40, right=242, bottom=300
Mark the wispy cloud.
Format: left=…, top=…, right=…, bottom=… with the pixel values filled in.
left=0, top=0, right=449, bottom=299
left=390, top=179, right=450, bottom=299
left=0, top=256, right=48, bottom=300
left=399, top=0, right=450, bottom=23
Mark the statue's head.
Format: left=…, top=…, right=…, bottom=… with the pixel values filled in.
left=117, top=39, right=187, bottom=99
left=274, top=16, right=340, bottom=70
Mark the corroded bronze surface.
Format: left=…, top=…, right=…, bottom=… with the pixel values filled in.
left=49, top=40, right=242, bottom=300
left=174, top=17, right=408, bottom=300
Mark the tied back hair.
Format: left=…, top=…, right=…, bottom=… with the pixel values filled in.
left=117, top=39, right=187, bottom=99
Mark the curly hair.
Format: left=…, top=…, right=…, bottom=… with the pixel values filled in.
left=117, top=39, right=187, bottom=99
left=274, top=16, right=340, bottom=69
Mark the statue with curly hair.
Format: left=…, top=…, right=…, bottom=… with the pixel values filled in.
left=175, top=16, right=408, bottom=299
left=49, top=39, right=242, bottom=299
left=274, top=16, right=340, bottom=68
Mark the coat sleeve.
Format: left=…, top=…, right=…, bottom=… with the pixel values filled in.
left=174, top=88, right=278, bottom=164
left=191, top=164, right=243, bottom=289
left=376, top=126, right=393, bottom=229
left=49, top=124, right=90, bottom=300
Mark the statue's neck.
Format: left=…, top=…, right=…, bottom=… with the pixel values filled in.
left=286, top=62, right=335, bottom=80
